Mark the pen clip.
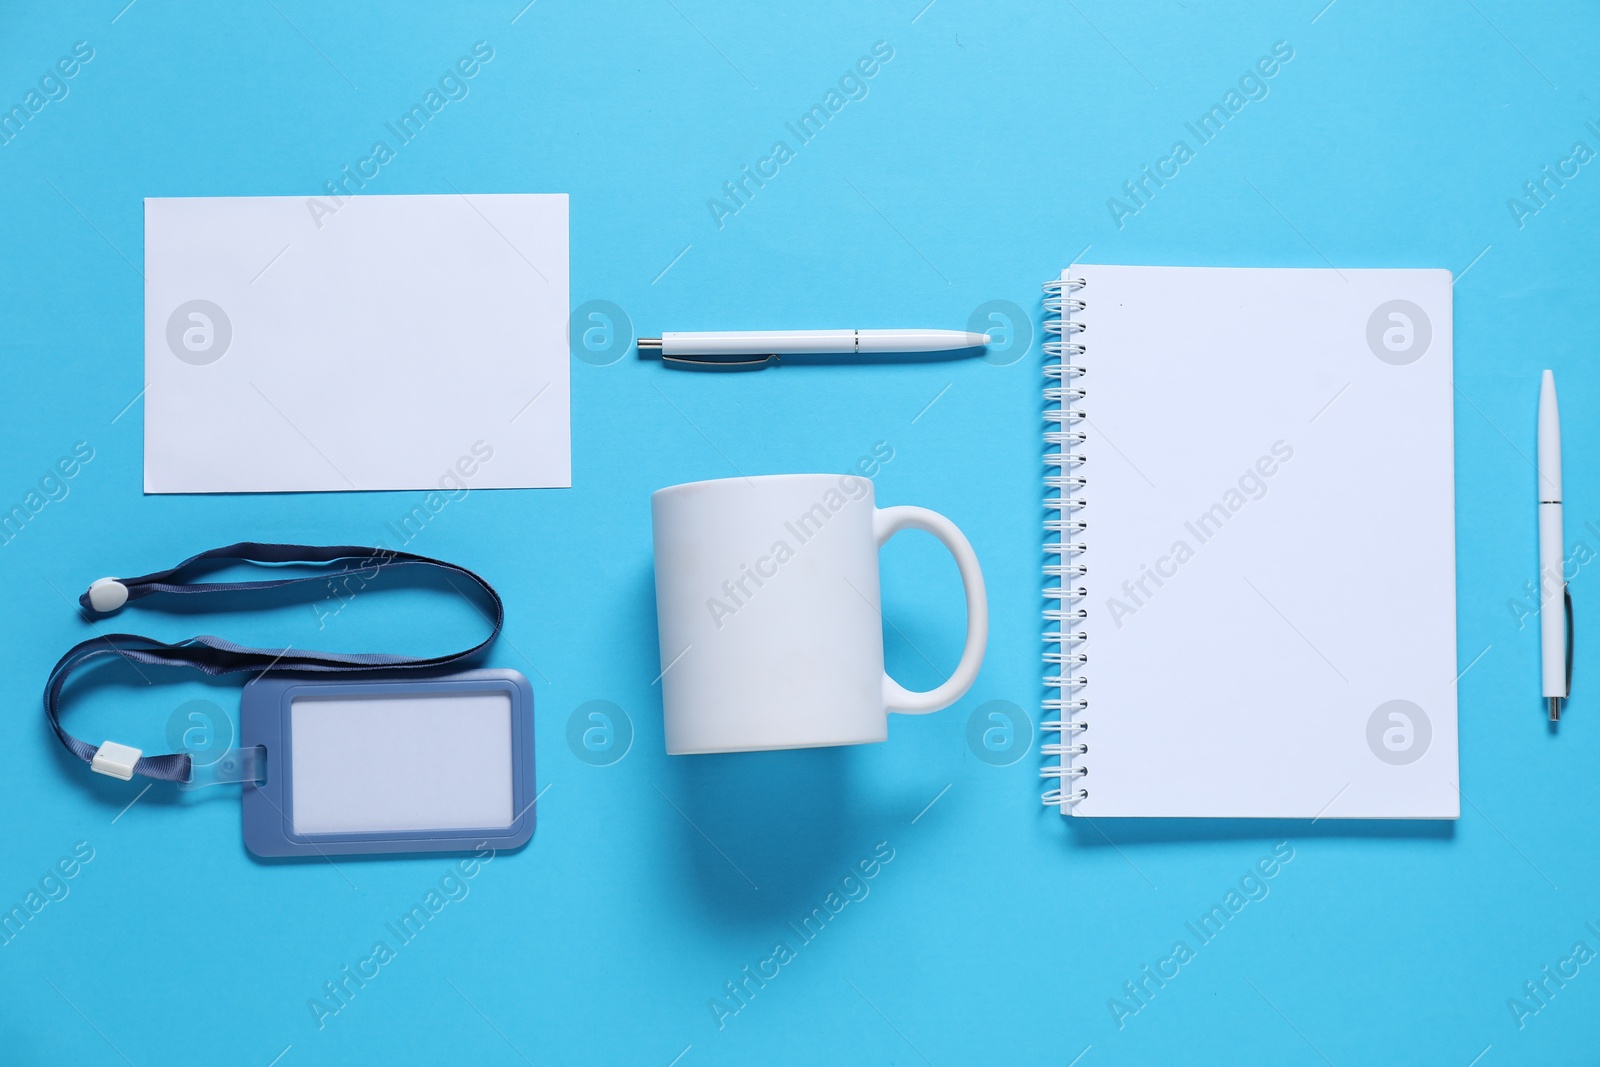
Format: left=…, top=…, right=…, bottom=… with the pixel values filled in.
left=661, top=353, right=779, bottom=370
left=1565, top=583, right=1575, bottom=696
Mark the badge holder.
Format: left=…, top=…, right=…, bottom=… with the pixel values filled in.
left=47, top=543, right=536, bottom=858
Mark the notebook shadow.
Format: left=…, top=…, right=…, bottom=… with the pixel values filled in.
left=1063, top=814, right=1456, bottom=846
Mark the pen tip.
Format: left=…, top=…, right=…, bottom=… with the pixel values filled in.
left=968, top=332, right=992, bottom=348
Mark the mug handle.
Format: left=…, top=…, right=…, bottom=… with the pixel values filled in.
left=873, top=506, right=989, bottom=714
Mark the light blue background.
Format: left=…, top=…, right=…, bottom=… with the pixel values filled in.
left=1, top=1, right=1596, bottom=1063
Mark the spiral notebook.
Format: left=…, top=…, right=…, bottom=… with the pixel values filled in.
left=1042, top=265, right=1458, bottom=819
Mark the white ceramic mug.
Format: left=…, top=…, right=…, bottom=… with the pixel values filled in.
left=651, top=473, right=988, bottom=754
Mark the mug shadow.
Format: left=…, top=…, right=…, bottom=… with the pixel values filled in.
left=635, top=563, right=905, bottom=932
left=661, top=745, right=899, bottom=933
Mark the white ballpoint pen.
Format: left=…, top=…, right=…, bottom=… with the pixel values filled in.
left=638, top=328, right=990, bottom=367
left=1538, top=370, right=1571, bottom=722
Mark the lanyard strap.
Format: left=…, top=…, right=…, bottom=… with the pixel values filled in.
left=45, top=543, right=503, bottom=785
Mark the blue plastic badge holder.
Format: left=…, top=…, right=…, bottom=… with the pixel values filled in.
left=239, top=669, right=535, bottom=858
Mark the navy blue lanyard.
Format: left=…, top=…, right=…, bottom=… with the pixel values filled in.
left=45, top=543, right=503, bottom=785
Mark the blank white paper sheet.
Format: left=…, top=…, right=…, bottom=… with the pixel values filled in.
left=144, top=193, right=570, bottom=493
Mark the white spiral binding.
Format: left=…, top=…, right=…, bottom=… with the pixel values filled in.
left=1042, top=276, right=1088, bottom=808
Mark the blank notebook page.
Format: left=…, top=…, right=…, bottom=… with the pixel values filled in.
left=1066, top=265, right=1457, bottom=819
